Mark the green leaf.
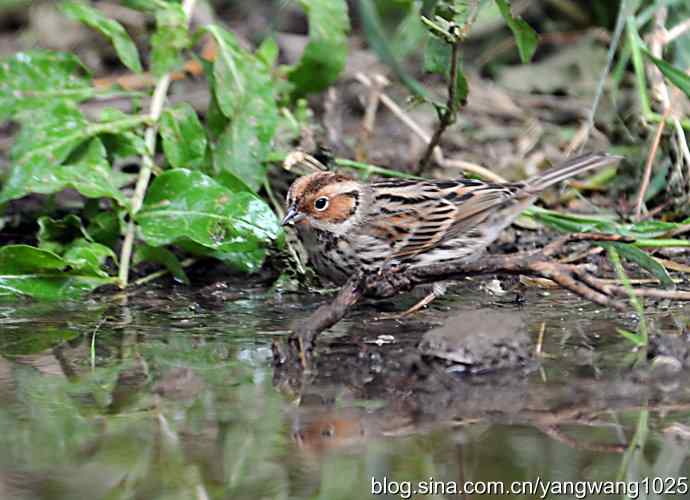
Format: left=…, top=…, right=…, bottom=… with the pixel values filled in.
left=287, top=0, right=350, bottom=95
left=10, top=100, right=88, bottom=165
left=256, top=36, right=279, bottom=68
left=160, top=103, right=207, bottom=169
left=0, top=50, right=92, bottom=120
left=205, top=26, right=275, bottom=120
left=606, top=242, right=674, bottom=287
left=133, top=244, right=189, bottom=284
left=494, top=0, right=539, bottom=63
left=87, top=211, right=124, bottom=248
left=151, top=3, right=190, bottom=76
left=137, top=169, right=282, bottom=272
left=424, top=34, right=451, bottom=74
left=35, top=216, right=115, bottom=277
left=423, top=34, right=468, bottom=107
left=98, top=107, right=147, bottom=159
left=643, top=49, right=690, bottom=99
left=63, top=238, right=116, bottom=277
left=61, top=1, right=142, bottom=73
left=213, top=112, right=275, bottom=192
left=0, top=245, right=114, bottom=300
left=617, top=328, right=646, bottom=347
left=37, top=214, right=90, bottom=253
left=0, top=136, right=130, bottom=207
left=205, top=25, right=279, bottom=191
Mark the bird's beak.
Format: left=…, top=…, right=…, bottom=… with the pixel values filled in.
left=281, top=205, right=304, bottom=226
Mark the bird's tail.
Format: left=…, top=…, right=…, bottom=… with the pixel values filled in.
left=526, top=152, right=623, bottom=193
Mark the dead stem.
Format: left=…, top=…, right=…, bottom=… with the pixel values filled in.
left=355, top=74, right=388, bottom=162
left=634, top=106, right=670, bottom=220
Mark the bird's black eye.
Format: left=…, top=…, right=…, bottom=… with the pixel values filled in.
left=314, top=197, right=329, bottom=211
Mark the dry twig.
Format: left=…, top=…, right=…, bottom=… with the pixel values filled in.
left=634, top=106, right=670, bottom=219
left=356, top=74, right=388, bottom=162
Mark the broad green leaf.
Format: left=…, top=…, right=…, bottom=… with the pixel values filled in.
left=644, top=49, right=690, bottom=99
left=98, top=108, right=147, bottom=159
left=10, top=100, right=88, bottom=166
left=137, top=169, right=282, bottom=272
left=256, top=37, right=279, bottom=68
left=87, top=211, right=124, bottom=248
left=63, top=238, right=116, bottom=277
left=37, top=214, right=90, bottom=254
left=214, top=109, right=276, bottom=192
left=0, top=50, right=92, bottom=120
left=160, top=103, right=206, bottom=168
left=494, top=0, right=539, bottom=63
left=205, top=26, right=275, bottom=120
left=0, top=245, right=65, bottom=271
left=61, top=1, right=143, bottom=73
left=205, top=25, right=279, bottom=191
left=0, top=136, right=130, bottom=207
left=151, top=3, right=190, bottom=76
left=423, top=34, right=468, bottom=107
left=0, top=245, right=114, bottom=300
left=176, top=238, right=268, bottom=273
left=287, top=0, right=350, bottom=95
left=606, top=242, right=674, bottom=287
left=134, top=244, right=189, bottom=284
left=36, top=216, right=114, bottom=277
left=424, top=34, right=451, bottom=74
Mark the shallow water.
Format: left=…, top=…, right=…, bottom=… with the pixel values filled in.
left=1, top=280, right=689, bottom=500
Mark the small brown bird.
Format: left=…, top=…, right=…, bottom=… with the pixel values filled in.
left=282, top=153, right=622, bottom=313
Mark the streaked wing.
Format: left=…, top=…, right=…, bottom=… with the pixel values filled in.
left=369, top=178, right=519, bottom=260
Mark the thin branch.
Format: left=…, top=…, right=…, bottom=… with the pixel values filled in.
left=417, top=39, right=462, bottom=173
left=440, top=158, right=507, bottom=183
left=665, top=18, right=690, bottom=43
left=673, top=117, right=690, bottom=187
left=355, top=74, right=388, bottom=162
left=291, top=275, right=365, bottom=352
left=634, top=106, right=670, bottom=220
left=117, top=0, right=197, bottom=288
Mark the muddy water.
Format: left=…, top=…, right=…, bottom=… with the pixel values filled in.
left=1, top=280, right=689, bottom=500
